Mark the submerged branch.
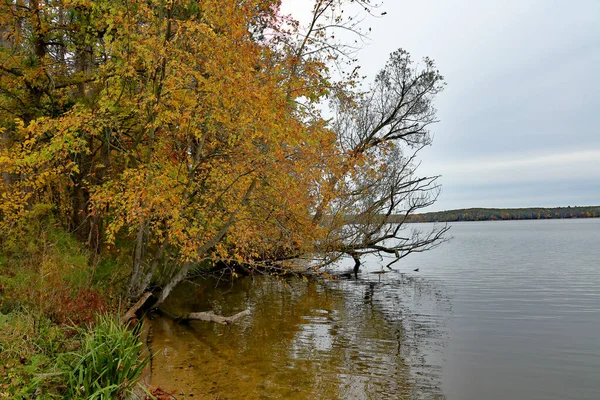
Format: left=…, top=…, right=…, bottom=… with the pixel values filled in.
left=178, top=309, right=251, bottom=325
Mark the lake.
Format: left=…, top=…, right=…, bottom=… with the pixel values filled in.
left=147, top=218, right=600, bottom=399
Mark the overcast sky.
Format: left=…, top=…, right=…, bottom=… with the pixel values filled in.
left=281, top=0, right=600, bottom=211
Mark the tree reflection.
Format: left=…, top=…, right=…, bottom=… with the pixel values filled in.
left=148, top=275, right=447, bottom=399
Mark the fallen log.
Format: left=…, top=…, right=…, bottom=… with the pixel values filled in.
left=178, top=309, right=251, bottom=325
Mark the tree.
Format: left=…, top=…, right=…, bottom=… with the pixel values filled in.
left=309, top=49, right=450, bottom=274
left=251, top=1, right=450, bottom=275
left=1, top=0, right=335, bottom=306
left=1, top=0, right=448, bottom=309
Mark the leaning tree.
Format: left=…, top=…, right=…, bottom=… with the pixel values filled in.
left=0, top=0, right=449, bottom=311
left=258, top=1, right=450, bottom=274
left=306, top=49, right=450, bottom=275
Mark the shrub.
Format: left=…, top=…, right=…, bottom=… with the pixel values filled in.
left=0, top=211, right=112, bottom=325
left=51, top=287, right=108, bottom=326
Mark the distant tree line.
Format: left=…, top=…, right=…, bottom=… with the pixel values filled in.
left=398, top=206, right=600, bottom=223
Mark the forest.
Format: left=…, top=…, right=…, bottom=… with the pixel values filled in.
left=404, top=206, right=600, bottom=223
left=0, top=0, right=448, bottom=397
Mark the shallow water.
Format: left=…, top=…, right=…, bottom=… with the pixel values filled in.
left=147, top=275, right=448, bottom=399
left=148, top=218, right=600, bottom=399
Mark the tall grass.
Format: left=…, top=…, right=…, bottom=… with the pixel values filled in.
left=66, top=314, right=148, bottom=399
left=0, top=309, right=72, bottom=397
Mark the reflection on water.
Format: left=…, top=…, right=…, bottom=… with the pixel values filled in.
left=148, top=273, right=450, bottom=399
left=149, top=219, right=600, bottom=400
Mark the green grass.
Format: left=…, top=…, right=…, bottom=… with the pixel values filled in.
left=65, top=314, right=148, bottom=399
left=0, top=310, right=71, bottom=397
left=0, top=210, right=147, bottom=398
left=0, top=311, right=148, bottom=399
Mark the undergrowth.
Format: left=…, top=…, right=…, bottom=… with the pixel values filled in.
left=0, top=311, right=148, bottom=399
left=0, top=206, right=147, bottom=398
left=0, top=310, right=72, bottom=397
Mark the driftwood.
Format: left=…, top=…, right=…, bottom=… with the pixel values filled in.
left=121, top=291, right=250, bottom=326
left=178, top=309, right=251, bottom=325
left=121, top=292, right=153, bottom=325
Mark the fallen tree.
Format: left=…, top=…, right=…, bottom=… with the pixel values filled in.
left=121, top=292, right=153, bottom=325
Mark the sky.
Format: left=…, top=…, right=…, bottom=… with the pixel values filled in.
left=281, top=0, right=600, bottom=211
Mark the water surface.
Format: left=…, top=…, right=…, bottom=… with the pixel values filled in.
left=399, top=218, right=600, bottom=400
left=148, top=218, right=600, bottom=399
left=148, top=275, right=448, bottom=399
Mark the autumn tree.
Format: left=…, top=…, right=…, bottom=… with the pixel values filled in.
left=1, top=0, right=448, bottom=309
left=261, top=2, right=450, bottom=274
left=1, top=0, right=335, bottom=306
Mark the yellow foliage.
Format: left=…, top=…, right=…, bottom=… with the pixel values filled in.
left=1, top=0, right=443, bottom=302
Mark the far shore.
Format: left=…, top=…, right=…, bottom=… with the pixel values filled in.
left=402, top=206, right=600, bottom=223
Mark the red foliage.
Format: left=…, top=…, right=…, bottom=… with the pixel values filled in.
left=50, top=288, right=108, bottom=326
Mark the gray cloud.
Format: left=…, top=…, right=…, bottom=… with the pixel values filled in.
left=437, top=179, right=600, bottom=211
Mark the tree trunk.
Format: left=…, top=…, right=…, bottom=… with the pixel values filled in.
left=1, top=130, right=15, bottom=187
left=352, top=253, right=361, bottom=278
left=150, top=178, right=258, bottom=307
left=121, top=292, right=153, bottom=325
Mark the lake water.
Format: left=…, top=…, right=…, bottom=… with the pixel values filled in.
left=148, top=218, right=600, bottom=399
